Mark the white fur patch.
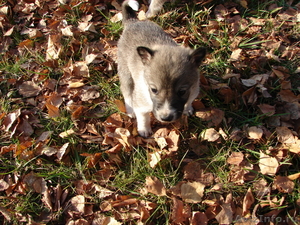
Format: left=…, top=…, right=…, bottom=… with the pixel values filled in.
left=128, top=0, right=139, bottom=11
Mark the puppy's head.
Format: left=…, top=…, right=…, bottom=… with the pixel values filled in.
left=137, top=46, right=206, bottom=122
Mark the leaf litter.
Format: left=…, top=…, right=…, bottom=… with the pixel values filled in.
left=0, top=0, right=300, bottom=224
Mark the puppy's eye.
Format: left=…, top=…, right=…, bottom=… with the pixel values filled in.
left=151, top=87, right=158, bottom=94
left=178, top=89, right=186, bottom=96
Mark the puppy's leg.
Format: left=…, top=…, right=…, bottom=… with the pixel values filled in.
left=131, top=75, right=153, bottom=137
left=183, top=85, right=199, bottom=116
left=146, top=0, right=167, bottom=18
left=135, top=110, right=152, bottom=137
left=119, top=67, right=135, bottom=118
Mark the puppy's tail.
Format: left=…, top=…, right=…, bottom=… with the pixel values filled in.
left=122, top=0, right=139, bottom=22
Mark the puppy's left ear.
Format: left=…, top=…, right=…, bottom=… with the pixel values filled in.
left=137, top=46, right=154, bottom=64
left=189, top=47, right=206, bottom=67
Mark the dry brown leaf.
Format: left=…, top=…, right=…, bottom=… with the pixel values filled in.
left=59, top=129, right=76, bottom=138
left=57, top=142, right=69, bottom=161
left=114, top=127, right=131, bottom=148
left=110, top=12, right=123, bottom=23
left=68, top=81, right=85, bottom=88
left=287, top=172, right=300, bottom=180
left=259, top=151, right=279, bottom=176
left=148, top=150, right=162, bottom=168
left=45, top=102, right=60, bottom=118
left=253, top=178, right=270, bottom=198
left=0, top=179, right=9, bottom=191
left=276, top=127, right=296, bottom=144
left=286, top=139, right=300, bottom=154
left=46, top=34, right=61, bottom=60
left=18, top=81, right=41, bottom=97
left=201, top=128, right=220, bottom=142
left=190, top=211, right=209, bottom=225
left=78, top=22, right=97, bottom=33
left=41, top=145, right=58, bottom=157
left=0, top=206, right=12, bottom=222
left=195, top=108, right=224, bottom=127
left=145, top=176, right=166, bottom=196
left=215, top=193, right=233, bottom=224
left=114, top=99, right=126, bottom=113
left=229, top=48, right=242, bottom=61
left=171, top=197, right=190, bottom=224
left=70, top=195, right=85, bottom=214
left=155, top=137, right=168, bottom=150
left=242, top=187, right=255, bottom=217
left=273, top=176, right=294, bottom=193
left=285, top=102, right=300, bottom=120
left=2, top=108, right=21, bottom=132
left=227, top=151, right=244, bottom=165
left=181, top=181, right=205, bottom=203
left=242, top=86, right=258, bottom=105
left=278, top=89, right=298, bottom=102
left=23, top=172, right=52, bottom=209
left=247, top=126, right=263, bottom=140
left=257, top=104, right=275, bottom=116
left=166, top=129, right=180, bottom=152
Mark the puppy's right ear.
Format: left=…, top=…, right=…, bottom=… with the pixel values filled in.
left=137, top=46, right=154, bottom=64
left=189, top=47, right=206, bottom=67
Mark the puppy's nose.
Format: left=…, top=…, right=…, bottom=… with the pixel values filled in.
left=160, top=114, right=174, bottom=122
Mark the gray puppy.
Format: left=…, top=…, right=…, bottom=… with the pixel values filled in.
left=146, top=0, right=167, bottom=18
left=117, top=0, right=206, bottom=137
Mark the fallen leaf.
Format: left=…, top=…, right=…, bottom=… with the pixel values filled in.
left=45, top=102, right=60, bottom=117
left=242, top=187, right=255, bottom=217
left=0, top=179, right=9, bottom=191
left=59, top=129, right=76, bottom=138
left=195, top=108, right=224, bottom=127
left=155, top=137, right=168, bottom=150
left=46, top=34, right=61, bottom=60
left=273, top=176, right=294, bottom=193
left=287, top=172, right=300, bottom=180
left=257, top=104, right=275, bottom=116
left=171, top=197, right=190, bottom=224
left=253, top=178, right=270, bottom=198
left=57, top=143, right=69, bottom=161
left=247, top=126, right=263, bottom=140
left=148, top=150, right=162, bottom=168
left=229, top=48, right=242, bottom=61
left=0, top=206, right=12, bottom=222
left=276, top=127, right=296, bottom=144
left=18, top=81, right=41, bottom=97
left=181, top=181, right=205, bottom=203
left=70, top=195, right=85, bottom=214
left=190, top=211, right=209, bottom=225
left=166, top=129, right=180, bottom=152
left=259, top=151, right=279, bottom=176
left=201, top=128, right=220, bottom=142
left=227, top=152, right=244, bottom=165
left=145, top=176, right=166, bottom=196
left=2, top=109, right=21, bottom=132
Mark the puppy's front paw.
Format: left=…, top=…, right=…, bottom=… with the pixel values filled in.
left=183, top=104, right=194, bottom=116
left=138, top=126, right=153, bottom=138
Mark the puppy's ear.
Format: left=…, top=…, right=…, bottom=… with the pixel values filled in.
left=137, top=46, right=154, bottom=64
left=189, top=47, right=206, bottom=67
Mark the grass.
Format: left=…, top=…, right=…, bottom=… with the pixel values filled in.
left=0, top=0, right=300, bottom=224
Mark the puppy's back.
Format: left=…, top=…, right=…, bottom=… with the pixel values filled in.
left=120, top=0, right=176, bottom=49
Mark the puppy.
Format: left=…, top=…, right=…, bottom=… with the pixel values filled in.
left=146, top=0, right=168, bottom=18
left=117, top=0, right=206, bottom=137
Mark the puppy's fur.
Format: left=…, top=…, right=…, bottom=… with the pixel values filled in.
left=146, top=0, right=168, bottom=18
left=118, top=0, right=206, bottom=137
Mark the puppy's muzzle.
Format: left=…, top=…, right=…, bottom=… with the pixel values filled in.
left=159, top=113, right=175, bottom=122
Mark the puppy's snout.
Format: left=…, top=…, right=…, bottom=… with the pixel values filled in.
left=159, top=114, right=174, bottom=122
